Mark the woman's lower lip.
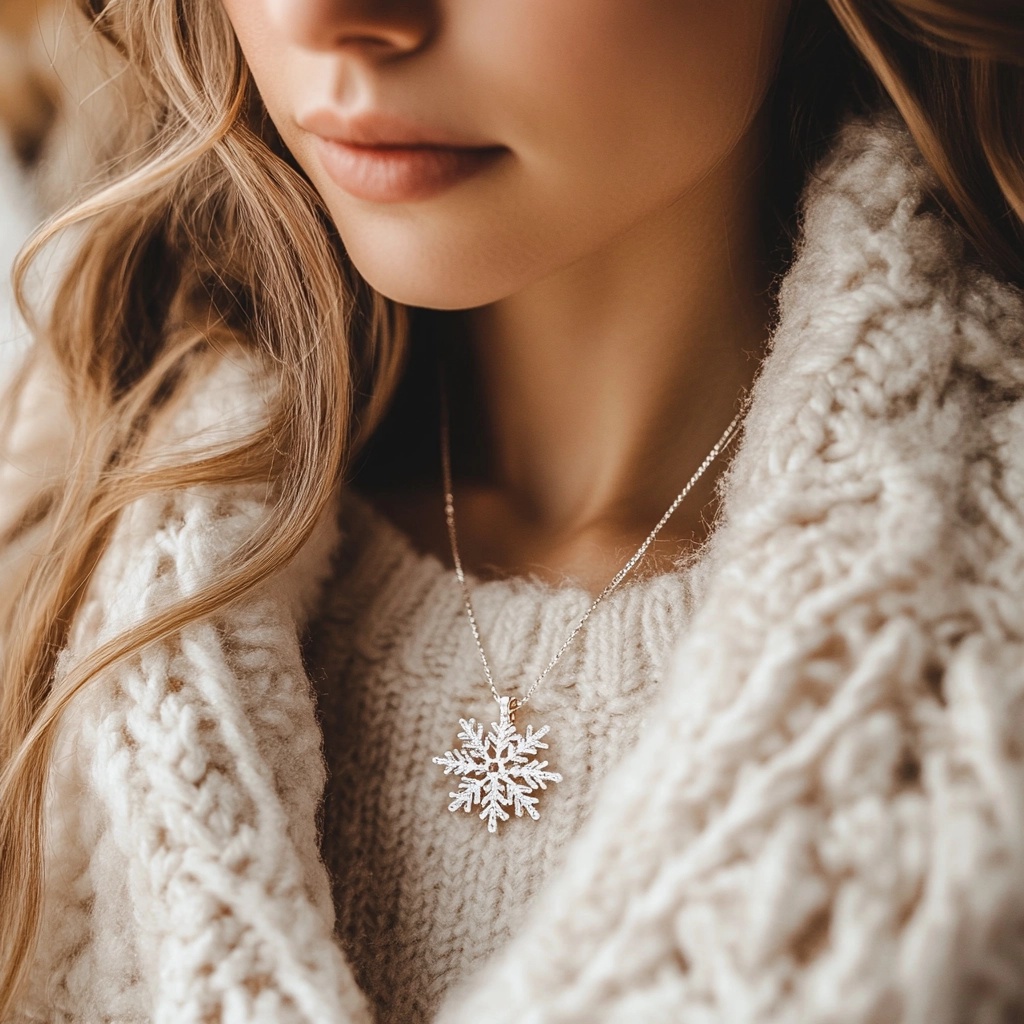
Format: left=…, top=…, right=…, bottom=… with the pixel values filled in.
left=313, top=138, right=505, bottom=203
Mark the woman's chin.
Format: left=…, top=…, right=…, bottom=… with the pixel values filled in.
left=357, top=270, right=505, bottom=310
left=339, top=238, right=531, bottom=311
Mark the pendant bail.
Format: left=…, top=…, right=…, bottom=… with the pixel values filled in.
left=505, top=695, right=520, bottom=725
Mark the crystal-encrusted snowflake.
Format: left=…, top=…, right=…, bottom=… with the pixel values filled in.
left=432, top=695, right=563, bottom=833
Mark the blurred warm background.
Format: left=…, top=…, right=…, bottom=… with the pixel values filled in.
left=0, top=0, right=127, bottom=346
left=0, top=1, right=94, bottom=539
left=0, top=0, right=120, bottom=213
left=0, top=0, right=51, bottom=333
left=0, top=0, right=59, bottom=166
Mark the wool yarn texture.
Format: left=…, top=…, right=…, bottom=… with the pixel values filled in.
left=3, top=109, right=1024, bottom=1023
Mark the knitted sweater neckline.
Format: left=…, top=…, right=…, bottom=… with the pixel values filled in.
left=340, top=482, right=709, bottom=601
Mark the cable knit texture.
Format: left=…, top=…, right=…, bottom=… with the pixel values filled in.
left=306, top=488, right=705, bottom=1024
left=4, top=110, right=1024, bottom=1022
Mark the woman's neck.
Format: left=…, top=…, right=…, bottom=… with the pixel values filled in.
left=444, top=121, right=773, bottom=579
left=358, top=119, right=776, bottom=594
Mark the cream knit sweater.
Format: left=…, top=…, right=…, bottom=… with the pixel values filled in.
left=307, top=487, right=706, bottom=1024
left=5, top=110, right=1024, bottom=1023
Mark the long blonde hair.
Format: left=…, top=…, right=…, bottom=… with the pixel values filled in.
left=0, top=0, right=407, bottom=1008
left=0, top=0, right=1022, bottom=1014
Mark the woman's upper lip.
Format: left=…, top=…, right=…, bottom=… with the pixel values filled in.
left=298, top=108, right=499, bottom=149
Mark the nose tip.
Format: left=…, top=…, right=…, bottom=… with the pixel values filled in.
left=266, top=0, right=433, bottom=56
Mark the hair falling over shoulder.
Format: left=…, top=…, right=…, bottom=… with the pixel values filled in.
left=0, top=0, right=1021, bottom=1012
left=0, top=0, right=409, bottom=1007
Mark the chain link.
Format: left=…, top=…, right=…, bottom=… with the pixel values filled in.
left=439, top=360, right=750, bottom=719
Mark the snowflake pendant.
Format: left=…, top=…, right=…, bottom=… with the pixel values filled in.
left=432, top=696, right=563, bottom=833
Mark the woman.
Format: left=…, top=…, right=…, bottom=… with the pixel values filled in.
left=2, top=0, right=1024, bottom=1021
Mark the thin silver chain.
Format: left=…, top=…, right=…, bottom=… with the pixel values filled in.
left=439, top=364, right=749, bottom=721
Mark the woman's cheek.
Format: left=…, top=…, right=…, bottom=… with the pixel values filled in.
left=466, top=0, right=782, bottom=188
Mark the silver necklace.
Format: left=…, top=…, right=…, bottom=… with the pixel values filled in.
left=431, top=365, right=749, bottom=833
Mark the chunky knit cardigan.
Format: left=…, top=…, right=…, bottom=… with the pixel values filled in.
left=5, top=110, right=1024, bottom=1023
